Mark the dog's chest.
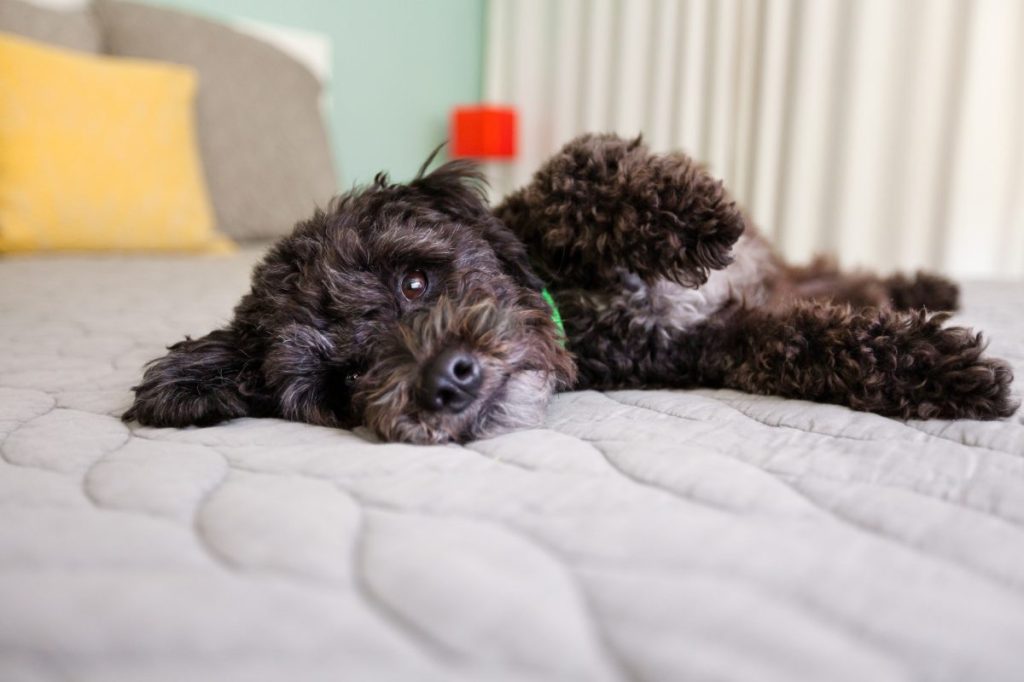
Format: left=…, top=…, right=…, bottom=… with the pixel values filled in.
left=651, top=234, right=772, bottom=330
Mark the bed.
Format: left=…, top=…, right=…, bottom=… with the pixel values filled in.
left=1, top=247, right=1023, bottom=682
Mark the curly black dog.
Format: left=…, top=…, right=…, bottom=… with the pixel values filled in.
left=125, top=134, right=1018, bottom=443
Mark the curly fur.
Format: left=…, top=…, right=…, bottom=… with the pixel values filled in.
left=357, top=289, right=571, bottom=443
left=698, top=303, right=1013, bottom=419
left=496, top=134, right=1017, bottom=422
left=494, top=133, right=746, bottom=289
left=125, top=157, right=574, bottom=443
left=126, top=133, right=1017, bottom=443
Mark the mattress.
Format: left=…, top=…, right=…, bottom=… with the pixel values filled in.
left=2, top=247, right=1023, bottom=682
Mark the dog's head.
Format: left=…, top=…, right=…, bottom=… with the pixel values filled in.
left=125, top=158, right=576, bottom=444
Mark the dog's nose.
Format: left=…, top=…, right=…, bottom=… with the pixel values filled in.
left=418, top=349, right=483, bottom=413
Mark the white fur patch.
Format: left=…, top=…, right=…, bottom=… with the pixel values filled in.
left=652, top=234, right=774, bottom=331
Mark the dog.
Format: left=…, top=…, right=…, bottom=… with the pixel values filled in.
left=125, top=134, right=1017, bottom=443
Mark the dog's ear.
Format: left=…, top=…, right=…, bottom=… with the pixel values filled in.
left=479, top=216, right=546, bottom=290
left=410, top=154, right=492, bottom=223
left=411, top=152, right=545, bottom=290
left=123, top=328, right=255, bottom=427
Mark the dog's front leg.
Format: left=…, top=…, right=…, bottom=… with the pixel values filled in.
left=696, top=301, right=1017, bottom=420
left=495, top=134, right=745, bottom=290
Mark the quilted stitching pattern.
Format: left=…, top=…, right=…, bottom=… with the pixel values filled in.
left=2, top=248, right=1023, bottom=681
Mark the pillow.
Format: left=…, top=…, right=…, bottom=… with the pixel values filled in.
left=0, top=33, right=231, bottom=253
left=95, top=0, right=338, bottom=241
left=0, top=0, right=100, bottom=52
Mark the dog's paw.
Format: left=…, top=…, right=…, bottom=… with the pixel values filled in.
left=897, top=325, right=1017, bottom=420
left=886, top=271, right=960, bottom=311
left=913, top=357, right=1016, bottom=420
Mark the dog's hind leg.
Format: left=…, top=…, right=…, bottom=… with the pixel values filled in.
left=777, top=256, right=960, bottom=312
left=696, top=300, right=1016, bottom=420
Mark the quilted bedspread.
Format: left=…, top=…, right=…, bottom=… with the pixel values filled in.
left=1, top=247, right=1023, bottom=682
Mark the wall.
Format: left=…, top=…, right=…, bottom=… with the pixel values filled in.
left=148, top=0, right=485, bottom=186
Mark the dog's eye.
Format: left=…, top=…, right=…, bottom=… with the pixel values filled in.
left=344, top=371, right=360, bottom=389
left=400, top=270, right=428, bottom=300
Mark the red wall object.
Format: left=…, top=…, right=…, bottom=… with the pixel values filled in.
left=450, top=105, right=517, bottom=160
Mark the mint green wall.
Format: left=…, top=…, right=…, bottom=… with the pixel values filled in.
left=146, top=0, right=485, bottom=186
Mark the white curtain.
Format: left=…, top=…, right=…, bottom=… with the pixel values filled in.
left=482, top=0, right=1024, bottom=278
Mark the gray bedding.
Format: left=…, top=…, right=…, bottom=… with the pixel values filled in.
left=2, top=247, right=1023, bottom=682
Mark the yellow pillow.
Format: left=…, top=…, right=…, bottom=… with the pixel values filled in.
left=0, top=33, right=232, bottom=253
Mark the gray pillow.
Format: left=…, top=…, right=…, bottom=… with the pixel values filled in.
left=94, top=0, right=338, bottom=241
left=0, top=0, right=100, bottom=52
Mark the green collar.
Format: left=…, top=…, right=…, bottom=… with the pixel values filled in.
left=540, top=288, right=566, bottom=343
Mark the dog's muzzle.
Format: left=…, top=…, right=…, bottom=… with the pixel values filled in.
left=416, top=348, right=483, bottom=413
